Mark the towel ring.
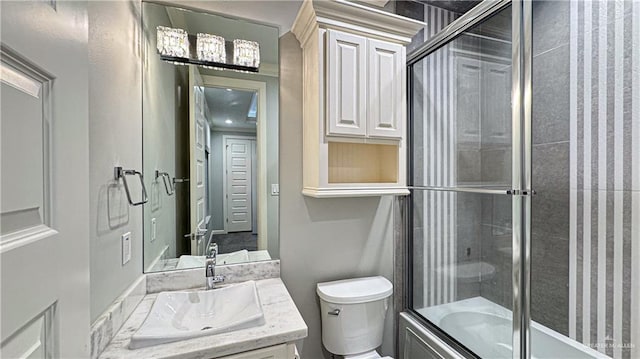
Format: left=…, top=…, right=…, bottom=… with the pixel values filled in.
left=114, top=167, right=148, bottom=206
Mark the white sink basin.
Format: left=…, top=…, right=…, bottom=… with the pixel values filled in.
left=129, top=281, right=265, bottom=349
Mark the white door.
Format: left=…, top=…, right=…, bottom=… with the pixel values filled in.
left=250, top=140, right=257, bottom=235
left=367, top=38, right=403, bottom=139
left=1, top=2, right=90, bottom=358
left=327, top=29, right=367, bottom=137
left=189, top=67, right=208, bottom=255
left=225, top=138, right=253, bottom=232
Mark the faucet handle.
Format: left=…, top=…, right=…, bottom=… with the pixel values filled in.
left=207, top=242, right=218, bottom=257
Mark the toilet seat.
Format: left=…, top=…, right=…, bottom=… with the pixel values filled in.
left=344, top=350, right=393, bottom=359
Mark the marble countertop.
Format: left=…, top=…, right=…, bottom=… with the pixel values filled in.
left=99, top=278, right=307, bottom=359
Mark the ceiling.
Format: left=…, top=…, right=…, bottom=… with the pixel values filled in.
left=163, top=0, right=303, bottom=36
left=204, top=87, right=258, bottom=132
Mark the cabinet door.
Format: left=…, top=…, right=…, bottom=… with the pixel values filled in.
left=481, top=61, right=511, bottom=147
left=327, top=29, right=367, bottom=137
left=367, top=39, right=403, bottom=139
left=218, top=344, right=290, bottom=359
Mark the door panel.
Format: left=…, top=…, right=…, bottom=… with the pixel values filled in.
left=1, top=306, right=54, bottom=359
left=225, top=138, right=252, bottom=232
left=189, top=67, right=208, bottom=255
left=327, top=29, right=367, bottom=137
left=368, top=39, right=403, bottom=139
left=1, top=1, right=90, bottom=357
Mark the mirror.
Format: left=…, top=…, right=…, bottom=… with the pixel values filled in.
left=142, top=2, right=279, bottom=272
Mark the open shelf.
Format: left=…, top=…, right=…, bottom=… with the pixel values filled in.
left=328, top=142, right=398, bottom=184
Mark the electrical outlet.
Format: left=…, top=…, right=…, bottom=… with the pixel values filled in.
left=122, top=232, right=131, bottom=265
left=151, top=218, right=157, bottom=242
left=271, top=183, right=279, bottom=196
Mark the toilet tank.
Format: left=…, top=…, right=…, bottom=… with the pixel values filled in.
left=317, top=276, right=393, bottom=355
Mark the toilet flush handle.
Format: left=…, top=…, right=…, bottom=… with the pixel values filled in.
left=328, top=308, right=341, bottom=316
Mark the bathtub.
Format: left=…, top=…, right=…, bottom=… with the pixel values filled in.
left=418, top=297, right=609, bottom=359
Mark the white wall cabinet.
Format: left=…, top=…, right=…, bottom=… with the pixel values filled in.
left=292, top=0, right=424, bottom=198
left=327, top=30, right=404, bottom=140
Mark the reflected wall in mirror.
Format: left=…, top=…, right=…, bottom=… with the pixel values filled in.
left=142, top=2, right=279, bottom=273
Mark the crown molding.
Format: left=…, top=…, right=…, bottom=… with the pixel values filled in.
left=292, top=0, right=425, bottom=46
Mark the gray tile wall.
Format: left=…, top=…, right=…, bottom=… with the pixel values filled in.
left=532, top=2, right=639, bottom=359
left=530, top=0, right=572, bottom=337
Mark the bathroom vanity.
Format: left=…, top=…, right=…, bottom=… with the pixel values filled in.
left=95, top=262, right=306, bottom=359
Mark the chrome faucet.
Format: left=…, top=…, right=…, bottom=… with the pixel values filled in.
left=205, top=236, right=224, bottom=290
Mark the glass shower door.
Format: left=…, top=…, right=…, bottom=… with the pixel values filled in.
left=408, top=4, right=518, bottom=358
left=409, top=1, right=639, bottom=358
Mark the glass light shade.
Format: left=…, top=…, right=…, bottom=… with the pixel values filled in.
left=233, top=39, right=260, bottom=68
left=196, top=33, right=226, bottom=63
left=156, top=26, right=189, bottom=58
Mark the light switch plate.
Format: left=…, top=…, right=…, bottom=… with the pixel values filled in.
left=151, top=218, right=157, bottom=242
left=122, top=232, right=131, bottom=265
left=271, top=183, right=279, bottom=196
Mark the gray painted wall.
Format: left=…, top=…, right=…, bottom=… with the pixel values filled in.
left=141, top=3, right=185, bottom=271
left=88, top=0, right=143, bottom=322
left=279, top=32, right=396, bottom=358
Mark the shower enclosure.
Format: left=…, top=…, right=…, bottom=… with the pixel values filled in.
left=402, top=1, right=639, bottom=358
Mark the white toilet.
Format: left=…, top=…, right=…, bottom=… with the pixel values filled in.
left=317, top=276, right=393, bottom=359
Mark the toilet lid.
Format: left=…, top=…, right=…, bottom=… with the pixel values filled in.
left=317, top=276, right=392, bottom=304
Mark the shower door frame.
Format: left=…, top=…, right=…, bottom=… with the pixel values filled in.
left=404, top=1, right=533, bottom=359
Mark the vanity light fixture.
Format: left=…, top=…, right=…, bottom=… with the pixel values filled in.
left=196, top=33, right=226, bottom=63
left=156, top=26, right=259, bottom=72
left=156, top=26, right=190, bottom=59
left=233, top=39, right=260, bottom=68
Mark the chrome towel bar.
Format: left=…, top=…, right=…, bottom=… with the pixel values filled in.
left=114, top=166, right=148, bottom=206
left=155, top=170, right=175, bottom=196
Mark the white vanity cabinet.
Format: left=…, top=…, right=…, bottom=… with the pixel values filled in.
left=292, top=0, right=424, bottom=198
left=217, top=343, right=296, bottom=359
